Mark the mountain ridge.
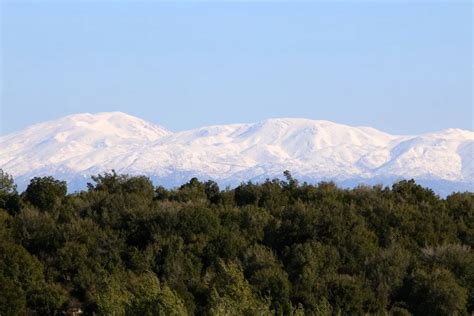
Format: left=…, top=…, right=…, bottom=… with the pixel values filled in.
left=1, top=112, right=472, bottom=195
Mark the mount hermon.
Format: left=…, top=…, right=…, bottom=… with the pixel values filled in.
left=0, top=112, right=472, bottom=194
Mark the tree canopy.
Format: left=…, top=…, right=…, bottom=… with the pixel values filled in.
left=0, top=169, right=472, bottom=315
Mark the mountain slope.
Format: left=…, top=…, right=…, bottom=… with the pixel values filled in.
left=0, top=112, right=169, bottom=177
left=0, top=112, right=472, bottom=194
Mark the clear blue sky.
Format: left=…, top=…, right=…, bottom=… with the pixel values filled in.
left=1, top=1, right=472, bottom=135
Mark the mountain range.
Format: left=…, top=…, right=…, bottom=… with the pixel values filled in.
left=1, top=112, right=472, bottom=195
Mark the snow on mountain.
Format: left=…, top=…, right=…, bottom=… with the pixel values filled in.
left=0, top=112, right=169, bottom=177
left=0, top=112, right=472, bottom=194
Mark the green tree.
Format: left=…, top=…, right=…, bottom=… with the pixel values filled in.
left=0, top=169, right=17, bottom=198
left=0, top=169, right=20, bottom=215
left=446, top=192, right=474, bottom=247
left=242, top=245, right=291, bottom=314
left=127, top=271, right=189, bottom=316
left=0, top=274, right=26, bottom=315
left=283, top=241, right=339, bottom=311
left=326, top=274, right=374, bottom=314
left=364, top=244, right=410, bottom=309
left=420, top=244, right=474, bottom=311
left=0, top=238, right=62, bottom=313
left=405, top=268, right=467, bottom=316
left=1, top=172, right=472, bottom=314
left=13, top=207, right=59, bottom=256
left=204, top=180, right=221, bottom=204
left=205, top=260, right=271, bottom=315
left=24, top=176, right=67, bottom=212
left=174, top=177, right=208, bottom=203
left=234, top=181, right=261, bottom=206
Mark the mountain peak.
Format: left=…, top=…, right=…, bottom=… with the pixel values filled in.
left=65, top=111, right=142, bottom=122
left=0, top=112, right=472, bottom=194
left=256, top=117, right=339, bottom=127
left=63, top=111, right=169, bottom=135
left=4, top=111, right=170, bottom=143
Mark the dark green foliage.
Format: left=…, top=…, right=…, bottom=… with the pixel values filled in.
left=204, top=259, right=271, bottom=315
left=204, top=180, right=221, bottom=205
left=364, top=244, right=410, bottom=307
left=446, top=192, right=474, bottom=246
left=0, top=169, right=17, bottom=199
left=0, top=169, right=473, bottom=315
left=235, top=181, right=261, bottom=206
left=419, top=244, right=474, bottom=310
left=24, top=176, right=67, bottom=212
left=175, top=177, right=208, bottom=203
left=326, top=274, right=374, bottom=314
left=0, top=273, right=26, bottom=315
left=0, top=169, right=20, bottom=215
left=242, top=245, right=291, bottom=314
left=404, top=268, right=467, bottom=315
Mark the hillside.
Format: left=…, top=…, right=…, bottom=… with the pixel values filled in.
left=0, top=112, right=472, bottom=194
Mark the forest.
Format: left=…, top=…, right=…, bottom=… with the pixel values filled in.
left=0, top=169, right=472, bottom=315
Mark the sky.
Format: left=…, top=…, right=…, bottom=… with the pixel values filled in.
left=1, top=1, right=472, bottom=135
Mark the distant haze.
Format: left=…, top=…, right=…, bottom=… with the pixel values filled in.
left=1, top=1, right=472, bottom=135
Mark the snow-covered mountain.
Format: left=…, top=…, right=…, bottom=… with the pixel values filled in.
left=1, top=112, right=472, bottom=195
